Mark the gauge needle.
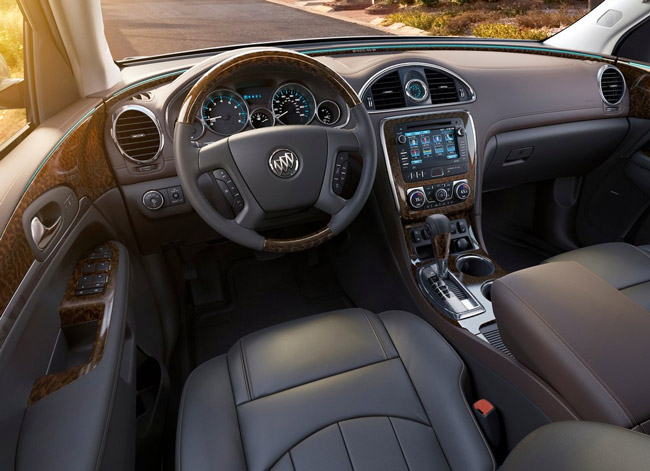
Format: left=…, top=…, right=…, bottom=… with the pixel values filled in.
left=205, top=116, right=223, bottom=122
left=275, top=111, right=288, bottom=118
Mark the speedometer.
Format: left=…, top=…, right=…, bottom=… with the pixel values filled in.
left=271, top=83, right=316, bottom=125
left=202, top=90, right=249, bottom=135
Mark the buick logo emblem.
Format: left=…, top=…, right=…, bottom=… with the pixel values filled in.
left=269, top=149, right=300, bottom=178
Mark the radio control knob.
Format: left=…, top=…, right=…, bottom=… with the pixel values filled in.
left=454, top=182, right=471, bottom=200
left=434, top=188, right=448, bottom=202
left=397, top=134, right=407, bottom=144
left=457, top=128, right=465, bottom=137
left=407, top=189, right=426, bottom=209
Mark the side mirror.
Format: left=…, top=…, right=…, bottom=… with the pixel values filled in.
left=0, top=77, right=25, bottom=110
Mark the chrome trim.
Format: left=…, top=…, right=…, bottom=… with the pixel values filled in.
left=111, top=104, right=164, bottom=165
left=404, top=78, right=429, bottom=103
left=271, top=82, right=317, bottom=125
left=379, top=110, right=477, bottom=214
left=358, top=62, right=477, bottom=114
left=316, top=100, right=342, bottom=125
left=417, top=264, right=485, bottom=321
left=597, top=64, right=626, bottom=106
left=202, top=89, right=250, bottom=136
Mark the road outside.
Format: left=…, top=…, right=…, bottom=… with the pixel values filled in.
left=101, top=0, right=389, bottom=60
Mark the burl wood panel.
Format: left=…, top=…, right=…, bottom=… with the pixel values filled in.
left=29, top=243, right=119, bottom=405
left=179, top=49, right=361, bottom=124
left=263, top=227, right=334, bottom=252
left=0, top=105, right=116, bottom=330
left=618, top=62, right=650, bottom=120
left=382, top=112, right=476, bottom=221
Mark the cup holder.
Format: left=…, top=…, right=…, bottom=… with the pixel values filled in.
left=481, top=280, right=495, bottom=302
left=456, top=255, right=495, bottom=278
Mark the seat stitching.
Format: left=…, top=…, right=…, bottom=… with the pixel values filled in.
left=379, top=313, right=496, bottom=471
left=337, top=422, right=355, bottom=471
left=238, top=358, right=392, bottom=404
left=226, top=359, right=250, bottom=470
left=239, top=339, right=252, bottom=401
left=500, top=281, right=636, bottom=426
left=362, top=310, right=388, bottom=359
left=388, top=417, right=411, bottom=471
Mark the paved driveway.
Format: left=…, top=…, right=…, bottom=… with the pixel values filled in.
left=101, top=0, right=383, bottom=59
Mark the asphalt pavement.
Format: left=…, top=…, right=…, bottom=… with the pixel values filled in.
left=101, top=0, right=384, bottom=59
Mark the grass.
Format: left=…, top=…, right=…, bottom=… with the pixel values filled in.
left=0, top=0, right=26, bottom=145
left=383, top=0, right=587, bottom=40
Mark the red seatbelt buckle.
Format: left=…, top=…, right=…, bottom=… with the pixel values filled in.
left=472, top=399, right=502, bottom=449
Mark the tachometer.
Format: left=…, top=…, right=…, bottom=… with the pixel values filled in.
left=202, top=90, right=249, bottom=135
left=271, top=83, right=316, bottom=125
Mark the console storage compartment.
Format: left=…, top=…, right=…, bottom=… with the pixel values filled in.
left=492, top=261, right=650, bottom=432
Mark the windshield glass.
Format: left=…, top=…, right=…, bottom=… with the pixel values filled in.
left=101, top=0, right=588, bottom=60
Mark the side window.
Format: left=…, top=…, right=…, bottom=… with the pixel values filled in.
left=0, top=0, right=27, bottom=149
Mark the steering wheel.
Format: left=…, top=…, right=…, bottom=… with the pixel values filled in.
left=174, top=49, right=377, bottom=252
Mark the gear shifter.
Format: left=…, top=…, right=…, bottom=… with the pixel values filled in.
left=424, top=214, right=451, bottom=278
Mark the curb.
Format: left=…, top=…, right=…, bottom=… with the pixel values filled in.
left=264, top=0, right=429, bottom=37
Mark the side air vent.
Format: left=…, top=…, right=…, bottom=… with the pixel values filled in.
left=371, top=71, right=406, bottom=110
left=424, top=69, right=459, bottom=104
left=598, top=66, right=626, bottom=106
left=112, top=105, right=163, bottom=164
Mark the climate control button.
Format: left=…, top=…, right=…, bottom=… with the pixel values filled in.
left=454, top=181, right=471, bottom=200
left=434, top=188, right=448, bottom=202
left=407, top=189, right=426, bottom=209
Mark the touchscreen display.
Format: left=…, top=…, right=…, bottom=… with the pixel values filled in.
left=404, top=126, right=458, bottom=167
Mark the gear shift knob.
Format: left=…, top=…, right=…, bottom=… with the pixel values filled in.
left=424, top=214, right=451, bottom=277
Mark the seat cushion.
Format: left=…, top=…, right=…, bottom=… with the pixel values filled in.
left=546, top=242, right=650, bottom=309
left=176, top=308, right=494, bottom=471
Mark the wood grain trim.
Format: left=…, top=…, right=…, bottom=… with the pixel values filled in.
left=28, top=243, right=119, bottom=405
left=617, top=63, right=650, bottom=120
left=0, top=106, right=116, bottom=331
left=263, top=227, right=334, bottom=253
left=382, top=111, right=476, bottom=221
left=178, top=49, right=361, bottom=124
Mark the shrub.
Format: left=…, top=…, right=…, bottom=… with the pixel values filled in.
left=385, top=11, right=450, bottom=32
left=472, top=22, right=549, bottom=40
left=0, top=1, right=23, bottom=78
left=445, top=10, right=498, bottom=35
left=516, top=10, right=583, bottom=29
left=420, top=0, right=439, bottom=6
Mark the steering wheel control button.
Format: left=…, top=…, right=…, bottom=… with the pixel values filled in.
left=213, top=169, right=244, bottom=215
left=143, top=190, right=164, bottom=211
left=332, top=154, right=349, bottom=195
left=269, top=149, right=300, bottom=178
left=407, top=189, right=426, bottom=209
left=454, top=181, right=471, bottom=200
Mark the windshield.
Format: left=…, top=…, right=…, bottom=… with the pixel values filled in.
left=101, top=0, right=588, bottom=60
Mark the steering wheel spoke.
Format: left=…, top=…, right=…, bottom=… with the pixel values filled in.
left=198, top=139, right=235, bottom=173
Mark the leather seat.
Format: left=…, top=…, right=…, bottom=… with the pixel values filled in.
left=176, top=308, right=495, bottom=471
left=546, top=242, right=650, bottom=309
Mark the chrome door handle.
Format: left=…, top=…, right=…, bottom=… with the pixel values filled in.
left=30, top=215, right=62, bottom=250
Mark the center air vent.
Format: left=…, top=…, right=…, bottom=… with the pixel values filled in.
left=371, top=71, right=406, bottom=110
left=112, top=105, right=163, bottom=164
left=598, top=66, right=626, bottom=106
left=424, top=69, right=459, bottom=104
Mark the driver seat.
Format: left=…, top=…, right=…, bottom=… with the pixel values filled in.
left=176, top=309, right=495, bottom=471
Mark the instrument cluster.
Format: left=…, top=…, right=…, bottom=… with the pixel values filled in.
left=188, top=82, right=346, bottom=141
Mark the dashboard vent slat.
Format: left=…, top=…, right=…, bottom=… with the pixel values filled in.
left=599, top=66, right=625, bottom=106
left=112, top=106, right=162, bottom=163
left=371, top=71, right=405, bottom=110
left=424, top=69, right=459, bottom=104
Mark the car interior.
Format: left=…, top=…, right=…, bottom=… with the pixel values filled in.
left=3, top=0, right=650, bottom=470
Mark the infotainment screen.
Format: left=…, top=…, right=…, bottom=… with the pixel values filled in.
left=394, top=119, right=469, bottom=183
left=404, top=126, right=458, bottom=166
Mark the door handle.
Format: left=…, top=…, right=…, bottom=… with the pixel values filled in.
left=30, top=215, right=62, bottom=251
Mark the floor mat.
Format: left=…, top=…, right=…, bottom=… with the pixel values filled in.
left=192, top=252, right=353, bottom=365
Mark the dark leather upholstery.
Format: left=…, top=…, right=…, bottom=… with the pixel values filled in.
left=546, top=242, right=650, bottom=309
left=493, top=261, right=650, bottom=432
left=501, top=422, right=650, bottom=471
left=176, top=309, right=495, bottom=471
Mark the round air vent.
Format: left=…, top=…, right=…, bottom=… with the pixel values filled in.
left=598, top=65, right=626, bottom=106
left=112, top=105, right=163, bottom=164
